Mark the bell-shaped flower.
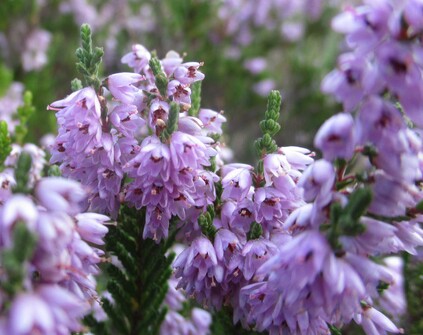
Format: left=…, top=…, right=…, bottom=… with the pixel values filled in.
left=107, top=73, right=143, bottom=104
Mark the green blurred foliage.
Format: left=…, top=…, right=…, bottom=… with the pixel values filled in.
left=1, top=0, right=341, bottom=161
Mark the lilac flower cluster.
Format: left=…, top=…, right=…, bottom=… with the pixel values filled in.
left=173, top=2, right=423, bottom=334
left=218, top=1, right=419, bottom=334
left=0, top=153, right=109, bottom=334
left=173, top=146, right=314, bottom=316
left=49, top=44, right=222, bottom=242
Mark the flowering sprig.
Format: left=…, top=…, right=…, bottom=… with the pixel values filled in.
left=0, top=145, right=110, bottom=334
left=41, top=11, right=423, bottom=335
left=75, top=23, right=104, bottom=90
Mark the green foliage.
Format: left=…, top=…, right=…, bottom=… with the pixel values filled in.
left=75, top=24, right=104, bottom=90
left=254, top=90, right=282, bottom=159
left=47, top=165, right=61, bottom=177
left=0, top=121, right=12, bottom=170
left=0, top=222, right=37, bottom=298
left=149, top=52, right=168, bottom=98
left=326, top=188, right=372, bottom=250
left=328, top=324, right=342, bottom=335
left=160, top=102, right=180, bottom=141
left=13, top=152, right=32, bottom=194
left=0, top=63, right=13, bottom=96
left=188, top=81, right=202, bottom=117
left=0, top=0, right=37, bottom=30
left=86, top=206, right=175, bottom=335
left=211, top=307, right=267, bottom=335
left=404, top=253, right=423, bottom=334
left=71, top=78, right=83, bottom=91
left=198, top=206, right=217, bottom=240
left=247, top=222, right=263, bottom=241
left=13, top=91, right=36, bottom=145
left=376, top=281, right=390, bottom=294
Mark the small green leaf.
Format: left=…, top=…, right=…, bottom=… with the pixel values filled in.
left=0, top=121, right=12, bottom=169
left=188, top=81, right=202, bottom=117
left=149, top=52, right=168, bottom=97
left=71, top=78, right=83, bottom=92
left=13, top=152, right=32, bottom=194
left=247, top=222, right=263, bottom=240
left=0, top=64, right=13, bottom=96
left=346, top=187, right=372, bottom=221
left=161, top=102, right=180, bottom=141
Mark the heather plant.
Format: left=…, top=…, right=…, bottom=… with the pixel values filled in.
left=0, top=0, right=346, bottom=155
left=0, top=1, right=423, bottom=335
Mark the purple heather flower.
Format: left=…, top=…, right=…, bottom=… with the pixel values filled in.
left=167, top=80, right=192, bottom=105
left=121, top=44, right=151, bottom=73
left=240, top=238, right=279, bottom=281
left=48, top=86, right=101, bottom=119
left=75, top=212, right=110, bottom=245
left=198, top=109, right=227, bottom=135
left=404, top=0, right=423, bottom=32
left=0, top=195, right=38, bottom=247
left=191, top=307, right=212, bottom=334
left=107, top=73, right=143, bottom=104
left=161, top=50, right=183, bottom=77
left=228, top=197, right=256, bottom=238
left=109, top=104, right=145, bottom=138
left=278, top=146, right=314, bottom=172
left=7, top=285, right=89, bottom=335
left=393, top=219, right=423, bottom=255
left=358, top=306, right=403, bottom=335
left=221, top=165, right=253, bottom=201
left=254, top=186, right=294, bottom=230
left=170, top=131, right=215, bottom=170
left=321, top=52, right=374, bottom=111
left=379, top=257, right=406, bottom=318
left=160, top=311, right=196, bottom=335
left=165, top=277, right=186, bottom=311
left=214, top=228, right=241, bottom=265
left=149, top=99, right=170, bottom=129
left=314, top=113, right=356, bottom=161
left=35, top=177, right=86, bottom=215
left=262, top=153, right=291, bottom=186
left=174, top=237, right=218, bottom=282
left=174, top=237, right=226, bottom=307
left=298, top=159, right=335, bottom=206
left=173, top=62, right=205, bottom=85
left=7, top=292, right=56, bottom=334
left=340, top=216, right=398, bottom=255
left=178, top=116, right=204, bottom=136
left=369, top=172, right=417, bottom=217
left=356, top=97, right=422, bottom=182
left=144, top=206, right=171, bottom=241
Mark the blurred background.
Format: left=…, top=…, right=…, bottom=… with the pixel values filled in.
left=0, top=0, right=347, bottom=162
left=1, top=1, right=423, bottom=334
